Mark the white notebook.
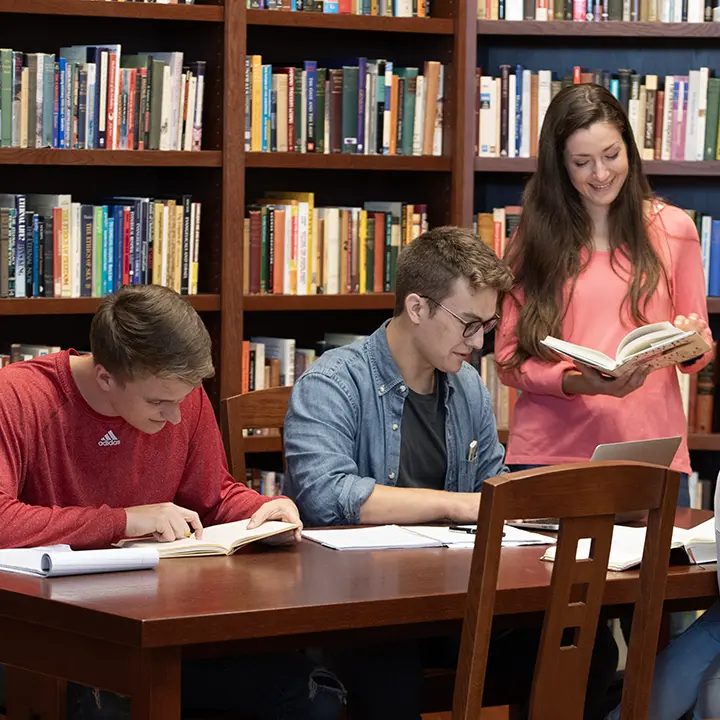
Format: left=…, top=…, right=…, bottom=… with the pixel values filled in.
left=541, top=519, right=717, bottom=571
left=0, top=545, right=159, bottom=578
left=301, top=524, right=556, bottom=551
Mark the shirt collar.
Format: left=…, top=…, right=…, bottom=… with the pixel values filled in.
left=367, top=320, right=456, bottom=399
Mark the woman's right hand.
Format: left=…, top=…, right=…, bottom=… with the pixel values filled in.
left=562, top=362, right=651, bottom=398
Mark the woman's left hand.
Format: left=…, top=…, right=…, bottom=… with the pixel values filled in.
left=673, top=313, right=708, bottom=335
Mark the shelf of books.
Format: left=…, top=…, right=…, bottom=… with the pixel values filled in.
left=0, top=0, right=224, bottom=21
left=0, top=0, right=239, bottom=399
left=246, top=153, right=451, bottom=171
left=244, top=293, right=396, bottom=311
left=247, top=8, right=453, bottom=33
left=476, top=21, right=720, bottom=37
left=0, top=150, right=222, bottom=167
left=0, top=295, right=220, bottom=316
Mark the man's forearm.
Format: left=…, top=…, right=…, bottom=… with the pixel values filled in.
left=358, top=483, right=480, bottom=525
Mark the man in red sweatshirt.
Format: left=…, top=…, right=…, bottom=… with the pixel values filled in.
left=0, top=284, right=342, bottom=720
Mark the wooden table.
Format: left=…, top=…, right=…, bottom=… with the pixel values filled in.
left=1, top=508, right=717, bottom=720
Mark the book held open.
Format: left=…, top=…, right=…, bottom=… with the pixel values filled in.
left=541, top=321, right=711, bottom=378
left=115, top=519, right=299, bottom=558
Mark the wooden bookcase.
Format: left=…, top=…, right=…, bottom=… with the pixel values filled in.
left=2, top=1, right=720, bottom=453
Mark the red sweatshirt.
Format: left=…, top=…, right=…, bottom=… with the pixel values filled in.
left=0, top=350, right=273, bottom=549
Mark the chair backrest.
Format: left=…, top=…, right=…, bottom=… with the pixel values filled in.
left=452, top=461, right=679, bottom=720
left=220, top=386, right=293, bottom=481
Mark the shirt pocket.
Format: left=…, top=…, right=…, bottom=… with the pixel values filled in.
left=459, top=457, right=479, bottom=492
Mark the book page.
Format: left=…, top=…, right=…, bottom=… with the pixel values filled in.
left=301, top=525, right=444, bottom=550
left=617, top=328, right=691, bottom=362
left=615, top=321, right=677, bottom=359
left=614, top=332, right=711, bottom=376
left=542, top=525, right=684, bottom=571
left=540, top=336, right=616, bottom=372
left=401, top=525, right=557, bottom=548
left=117, top=519, right=299, bottom=557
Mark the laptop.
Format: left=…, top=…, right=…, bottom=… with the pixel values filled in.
left=507, top=436, right=683, bottom=532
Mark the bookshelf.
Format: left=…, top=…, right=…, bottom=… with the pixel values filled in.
left=0, top=0, right=235, bottom=405
left=3, top=2, right=720, bottom=450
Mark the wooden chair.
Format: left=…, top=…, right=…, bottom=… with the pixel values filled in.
left=220, top=386, right=293, bottom=481
left=453, top=461, right=680, bottom=720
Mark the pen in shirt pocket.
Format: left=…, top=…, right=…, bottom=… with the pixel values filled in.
left=467, top=440, right=478, bottom=462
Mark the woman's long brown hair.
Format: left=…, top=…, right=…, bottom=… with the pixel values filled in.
left=502, top=83, right=668, bottom=370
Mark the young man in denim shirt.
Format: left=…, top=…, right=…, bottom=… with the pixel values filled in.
left=285, top=226, right=510, bottom=528
left=285, top=226, right=619, bottom=720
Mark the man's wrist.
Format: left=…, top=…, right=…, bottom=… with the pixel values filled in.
left=445, top=491, right=479, bottom=524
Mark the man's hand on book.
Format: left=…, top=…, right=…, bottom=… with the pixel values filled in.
left=673, top=313, right=708, bottom=336
left=247, top=498, right=303, bottom=543
left=563, top=362, right=650, bottom=398
left=124, top=502, right=204, bottom=542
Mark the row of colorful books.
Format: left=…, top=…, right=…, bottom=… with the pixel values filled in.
left=479, top=0, right=712, bottom=21
left=245, top=56, right=444, bottom=156
left=247, top=0, right=430, bottom=15
left=0, top=47, right=206, bottom=151
left=476, top=66, right=720, bottom=163
left=244, top=194, right=428, bottom=296
left=0, top=193, right=201, bottom=299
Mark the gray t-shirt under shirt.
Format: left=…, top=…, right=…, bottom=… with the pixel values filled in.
left=396, top=372, right=447, bottom=491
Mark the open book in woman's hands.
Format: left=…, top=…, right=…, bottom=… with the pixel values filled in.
left=541, top=321, right=711, bottom=378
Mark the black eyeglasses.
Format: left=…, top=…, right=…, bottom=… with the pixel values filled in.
left=421, top=296, right=500, bottom=338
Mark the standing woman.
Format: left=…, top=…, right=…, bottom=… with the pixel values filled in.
left=494, top=83, right=713, bottom=506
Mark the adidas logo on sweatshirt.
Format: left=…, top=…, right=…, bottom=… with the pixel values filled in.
left=98, top=430, right=121, bottom=447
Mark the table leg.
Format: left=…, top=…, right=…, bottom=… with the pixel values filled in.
left=5, top=668, right=66, bottom=720
left=130, top=649, right=181, bottom=720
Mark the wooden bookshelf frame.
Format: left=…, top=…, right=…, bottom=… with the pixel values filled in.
left=0, top=0, right=224, bottom=21
left=3, top=6, right=720, bottom=437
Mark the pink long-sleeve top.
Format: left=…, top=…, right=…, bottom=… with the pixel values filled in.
left=495, top=202, right=714, bottom=475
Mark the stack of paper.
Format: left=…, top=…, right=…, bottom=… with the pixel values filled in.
left=301, top=524, right=556, bottom=551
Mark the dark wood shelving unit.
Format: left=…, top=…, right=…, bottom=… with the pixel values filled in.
left=476, top=19, right=720, bottom=37
left=244, top=293, right=396, bottom=312
left=4, top=7, right=718, bottom=460
left=0, top=0, right=239, bottom=404
left=0, top=149, right=222, bottom=167
left=688, top=434, right=720, bottom=452
left=245, top=436, right=283, bottom=454
left=475, top=157, right=720, bottom=177
left=247, top=8, right=452, bottom=33
left=0, top=295, right=221, bottom=316
left=0, top=0, right=223, bottom=21
left=246, top=152, right=452, bottom=171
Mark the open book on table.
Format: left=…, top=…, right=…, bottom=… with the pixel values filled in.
left=541, top=518, right=717, bottom=572
left=301, top=524, right=557, bottom=551
left=115, top=519, right=299, bottom=558
left=0, top=545, right=159, bottom=577
left=541, top=321, right=710, bottom=378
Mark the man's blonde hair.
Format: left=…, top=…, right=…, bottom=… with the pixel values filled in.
left=90, top=285, right=214, bottom=385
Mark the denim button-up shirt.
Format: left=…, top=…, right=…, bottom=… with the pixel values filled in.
left=284, top=321, right=508, bottom=527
